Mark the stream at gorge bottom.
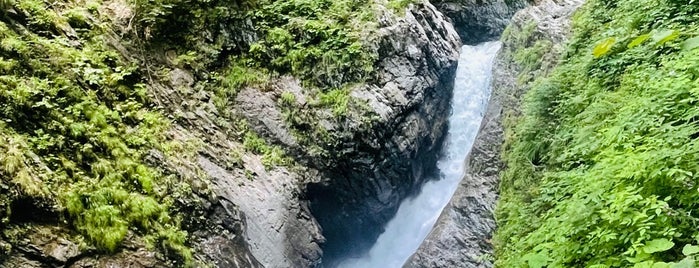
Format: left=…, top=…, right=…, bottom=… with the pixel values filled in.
left=334, top=41, right=502, bottom=268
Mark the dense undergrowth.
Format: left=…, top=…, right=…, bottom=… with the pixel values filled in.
left=496, top=0, right=699, bottom=267
left=133, top=0, right=381, bottom=90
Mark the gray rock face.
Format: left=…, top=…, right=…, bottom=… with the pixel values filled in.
left=234, top=1, right=462, bottom=264
left=198, top=155, right=324, bottom=268
left=307, top=2, right=461, bottom=263
left=432, top=0, right=528, bottom=43
left=406, top=0, right=583, bottom=267
left=148, top=67, right=323, bottom=267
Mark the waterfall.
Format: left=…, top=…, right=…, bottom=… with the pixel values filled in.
left=335, top=41, right=502, bottom=268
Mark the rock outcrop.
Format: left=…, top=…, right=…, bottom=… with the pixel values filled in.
left=406, top=0, right=584, bottom=267
left=431, top=0, right=528, bottom=43
left=234, top=1, right=462, bottom=264
left=137, top=48, right=325, bottom=268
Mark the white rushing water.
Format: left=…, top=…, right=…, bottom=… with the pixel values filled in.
left=336, top=41, right=502, bottom=268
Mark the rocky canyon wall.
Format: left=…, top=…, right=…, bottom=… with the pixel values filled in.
left=406, top=0, right=584, bottom=267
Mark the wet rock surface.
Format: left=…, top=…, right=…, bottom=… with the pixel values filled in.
left=406, top=0, right=584, bottom=267
left=234, top=1, right=462, bottom=264
left=432, top=0, right=528, bottom=44
left=308, top=2, right=461, bottom=263
left=0, top=225, right=169, bottom=268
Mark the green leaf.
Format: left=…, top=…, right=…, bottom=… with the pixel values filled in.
left=683, top=245, right=699, bottom=256
left=628, top=34, right=651, bottom=48
left=523, top=253, right=549, bottom=268
left=654, top=262, right=673, bottom=268
left=682, top=36, right=699, bottom=51
left=629, top=251, right=653, bottom=264
left=593, top=37, right=616, bottom=58
left=634, top=261, right=655, bottom=268
left=652, top=29, right=679, bottom=45
left=671, top=257, right=696, bottom=268
left=644, top=239, right=675, bottom=254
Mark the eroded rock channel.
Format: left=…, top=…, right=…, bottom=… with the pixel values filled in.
left=335, top=42, right=502, bottom=268
left=306, top=1, right=526, bottom=267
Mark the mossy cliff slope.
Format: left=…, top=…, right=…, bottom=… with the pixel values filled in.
left=0, top=0, right=461, bottom=267
left=496, top=0, right=699, bottom=267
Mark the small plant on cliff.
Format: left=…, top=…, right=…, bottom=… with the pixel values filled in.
left=243, top=131, right=290, bottom=169
left=388, top=0, right=416, bottom=12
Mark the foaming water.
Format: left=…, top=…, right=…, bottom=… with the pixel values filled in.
left=335, top=41, right=502, bottom=268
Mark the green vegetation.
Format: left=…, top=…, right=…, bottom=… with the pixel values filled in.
left=318, top=88, right=351, bottom=117
left=496, top=0, right=699, bottom=267
left=131, top=0, right=392, bottom=147
left=0, top=0, right=412, bottom=264
left=277, top=83, right=379, bottom=163
left=248, top=0, right=377, bottom=88
left=243, top=131, right=289, bottom=168
left=500, top=21, right=558, bottom=86
left=131, top=0, right=397, bottom=169
left=133, top=0, right=379, bottom=88
left=387, top=0, right=417, bottom=12
left=512, top=39, right=552, bottom=85
left=0, top=0, right=192, bottom=263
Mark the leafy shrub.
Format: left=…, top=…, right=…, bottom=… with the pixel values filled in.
left=248, top=0, right=377, bottom=88
left=496, top=0, right=699, bottom=267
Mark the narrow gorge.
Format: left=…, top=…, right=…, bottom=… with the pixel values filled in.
left=5, top=0, right=698, bottom=267
left=335, top=41, right=501, bottom=268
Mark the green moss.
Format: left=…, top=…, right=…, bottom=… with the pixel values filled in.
left=0, top=0, right=193, bottom=263
left=513, top=39, right=552, bottom=84
left=387, top=0, right=416, bottom=12
left=279, top=92, right=296, bottom=107
left=496, top=1, right=699, bottom=267
left=211, top=58, right=270, bottom=113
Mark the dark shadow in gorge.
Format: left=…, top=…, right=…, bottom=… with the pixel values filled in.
left=304, top=68, right=456, bottom=266
left=306, top=136, right=446, bottom=267
left=433, top=0, right=529, bottom=44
